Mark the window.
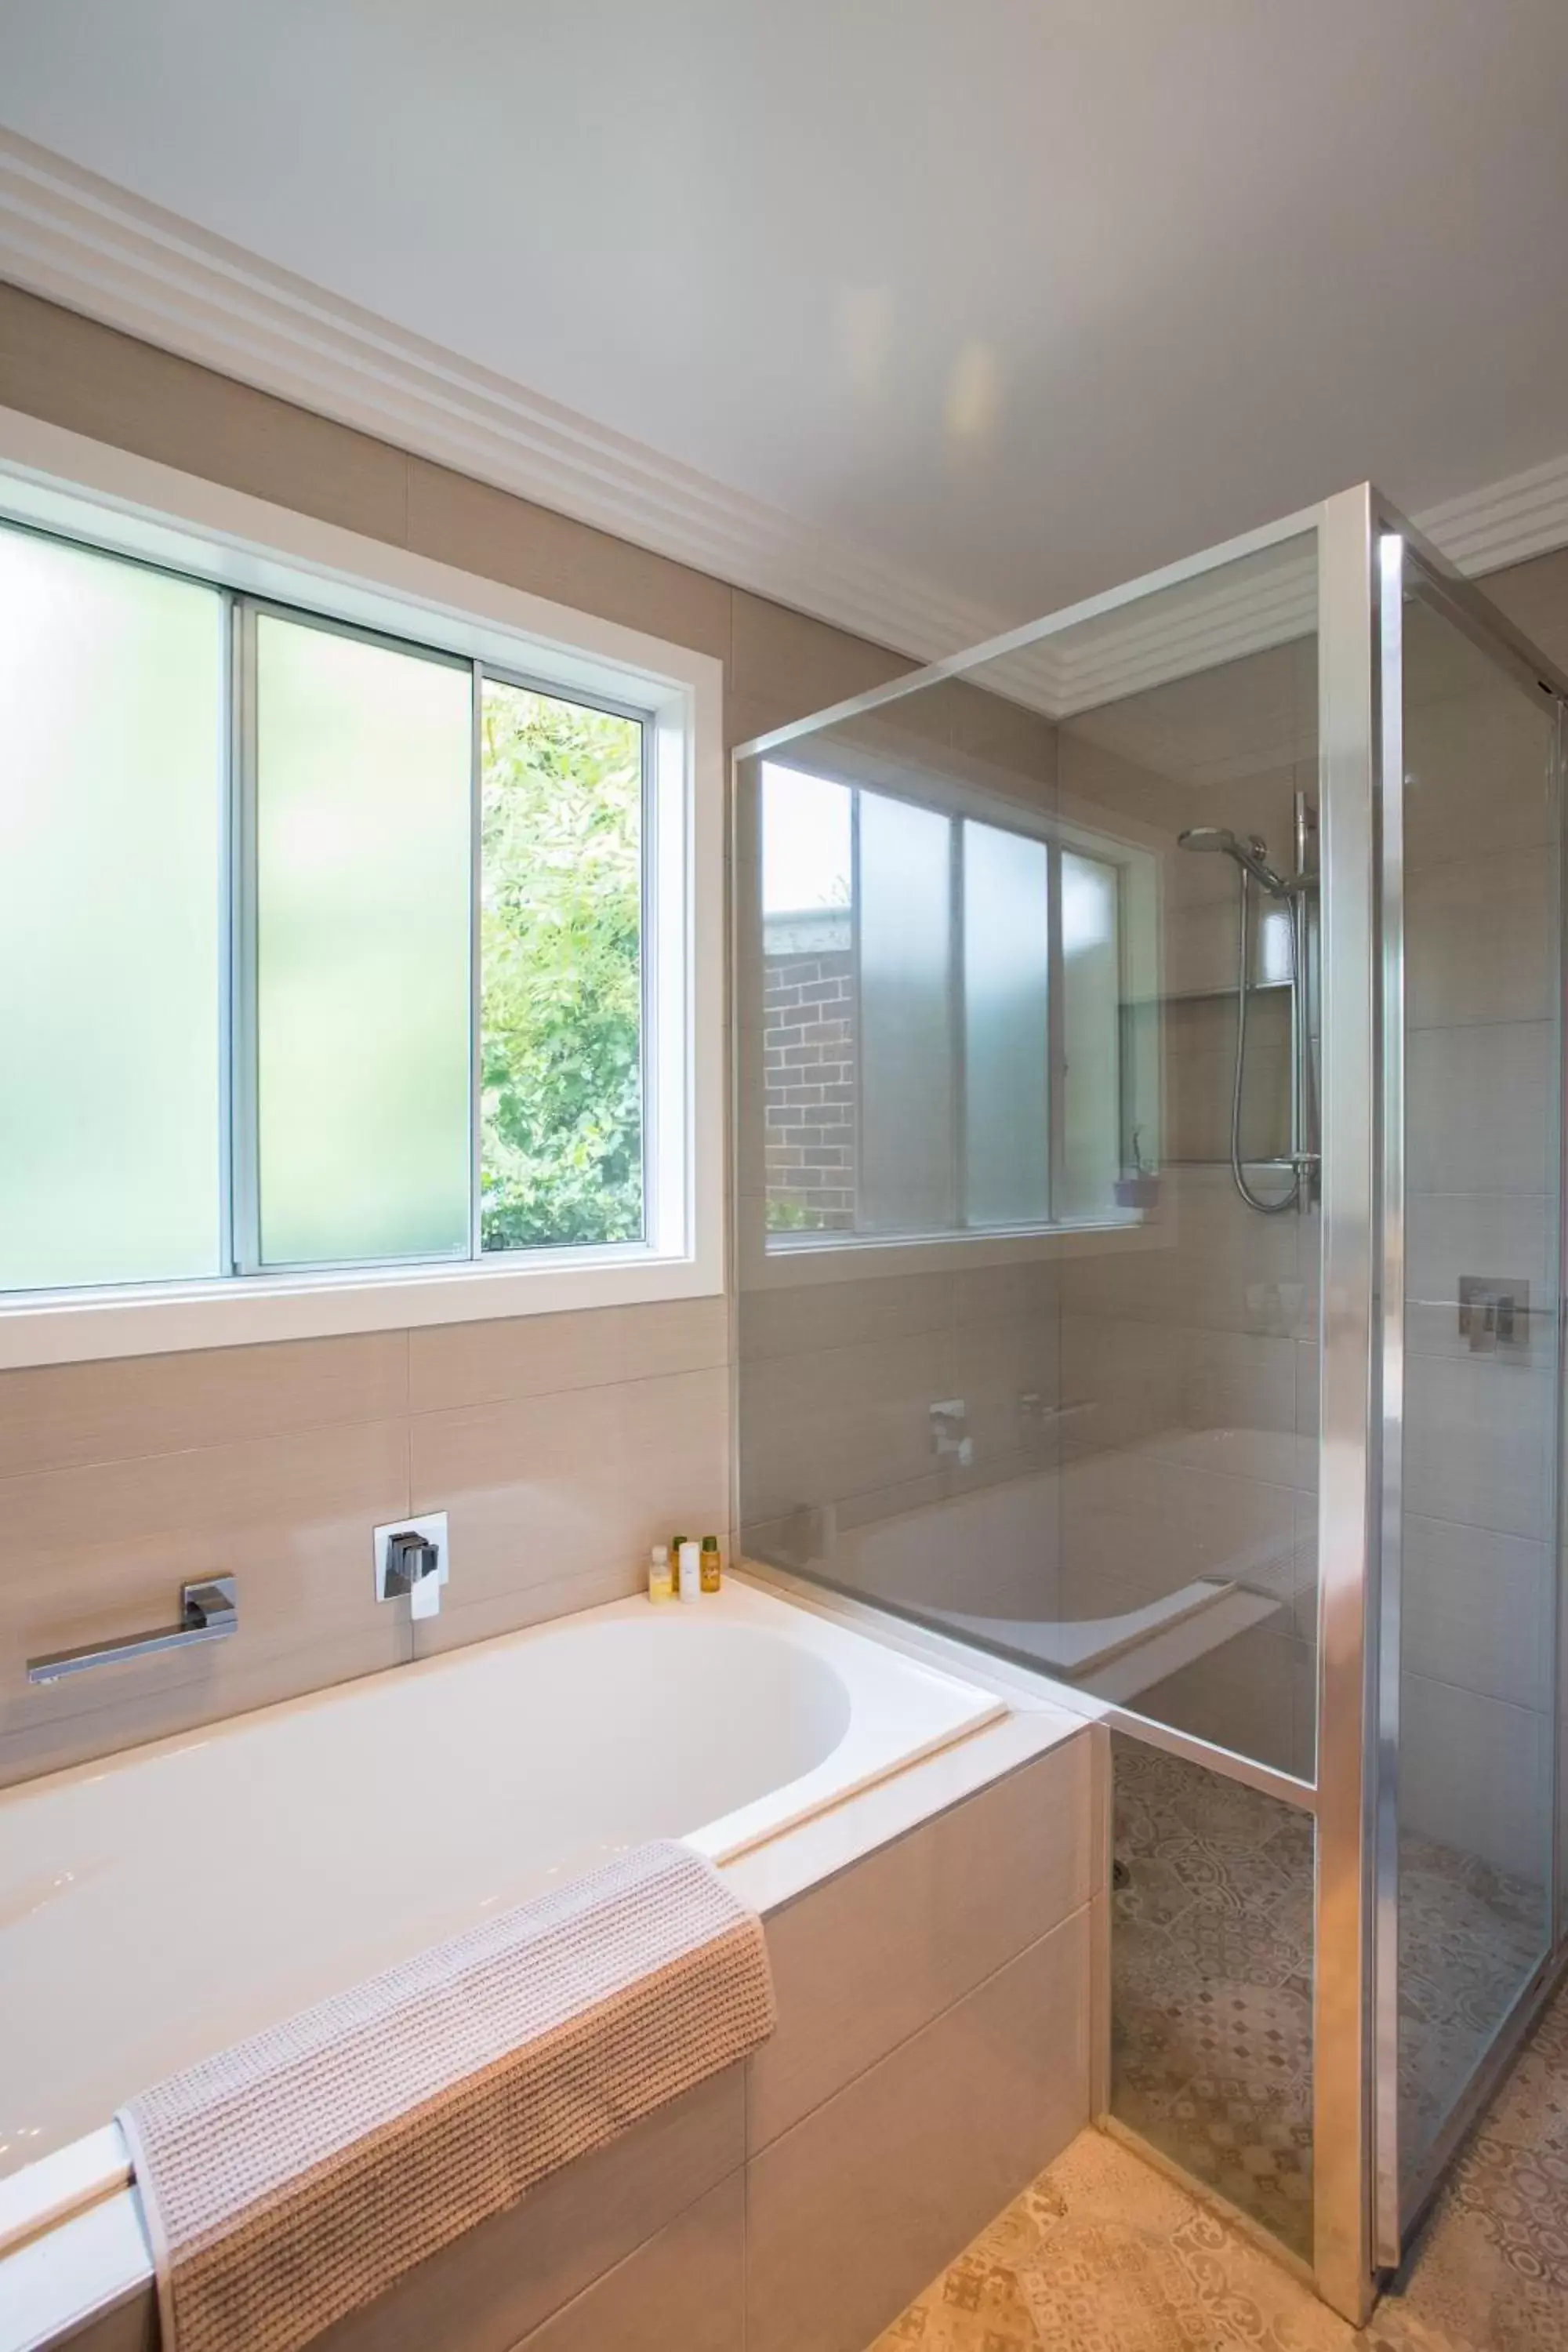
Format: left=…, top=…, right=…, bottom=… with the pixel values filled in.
left=760, top=760, right=1145, bottom=1243
left=0, top=493, right=713, bottom=1341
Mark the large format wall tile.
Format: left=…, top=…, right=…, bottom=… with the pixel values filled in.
left=1403, top=1513, right=1552, bottom=1715
left=746, top=1915, right=1089, bottom=2352
left=1404, top=850, right=1554, bottom=1031
left=405, top=456, right=731, bottom=661
left=0, top=284, right=412, bottom=544
left=516, top=2176, right=744, bottom=2352
left=318, top=2071, right=744, bottom=2352
left=409, top=1362, right=729, bottom=1642
left=0, top=1331, right=409, bottom=1480
left=1403, top=1354, right=1553, bottom=1542
left=1401, top=1671, right=1554, bottom=1883
left=0, top=1417, right=412, bottom=1782
left=408, top=1296, right=727, bottom=1417
left=750, top=1740, right=1091, bottom=2152
left=1406, top=1022, right=1554, bottom=1196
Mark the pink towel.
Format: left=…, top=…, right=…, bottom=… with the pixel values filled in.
left=118, top=1840, right=775, bottom=2352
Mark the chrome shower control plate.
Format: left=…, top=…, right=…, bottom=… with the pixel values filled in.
left=374, top=1512, right=449, bottom=1617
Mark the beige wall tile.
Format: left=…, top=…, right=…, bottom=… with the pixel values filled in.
left=404, top=456, right=731, bottom=659
left=409, top=1560, right=645, bottom=1657
left=517, top=2174, right=744, bottom=2352
left=1482, top=546, right=1568, bottom=671
left=729, top=592, right=909, bottom=740
left=1403, top=1513, right=1552, bottom=1714
left=1401, top=1671, right=1553, bottom=1883
left=738, top=1326, right=955, bottom=1523
left=0, top=1332, right=408, bottom=1480
left=1406, top=1021, right=1554, bottom=1196
left=411, top=1363, right=729, bottom=1611
left=317, top=2071, right=743, bottom=2352
left=1406, top=1191, right=1552, bottom=1367
left=0, top=285, right=410, bottom=544
left=0, top=1620, right=408, bottom=1787
left=1405, top=849, right=1553, bottom=1030
left=739, top=1271, right=953, bottom=1363
left=0, top=1416, right=410, bottom=1775
left=750, top=1740, right=1091, bottom=2152
left=1402, top=686, right=1555, bottom=870
left=409, top=1297, right=728, bottom=1417
left=1404, top=1354, right=1552, bottom=1541
left=746, top=1914, right=1089, bottom=2352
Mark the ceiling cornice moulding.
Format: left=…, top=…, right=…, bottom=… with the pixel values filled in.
left=2, top=127, right=1567, bottom=686
left=0, top=129, right=1005, bottom=666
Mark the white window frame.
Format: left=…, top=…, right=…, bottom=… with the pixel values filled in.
left=0, top=408, right=725, bottom=1367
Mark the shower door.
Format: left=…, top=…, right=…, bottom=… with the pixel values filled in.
left=1374, top=528, right=1568, bottom=2248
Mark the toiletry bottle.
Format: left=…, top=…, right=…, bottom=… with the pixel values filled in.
left=670, top=1534, right=688, bottom=1575
left=648, top=1543, right=673, bottom=1604
left=700, top=1534, right=722, bottom=1593
left=678, top=1537, right=702, bottom=1603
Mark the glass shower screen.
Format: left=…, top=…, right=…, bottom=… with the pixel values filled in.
left=733, top=488, right=1568, bottom=2321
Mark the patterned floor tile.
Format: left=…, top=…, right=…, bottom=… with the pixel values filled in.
left=869, top=1740, right=1568, bottom=2352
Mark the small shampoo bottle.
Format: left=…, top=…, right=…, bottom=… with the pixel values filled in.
left=678, top=1538, right=702, bottom=1603
left=648, top=1543, right=673, bottom=1603
left=700, top=1534, right=722, bottom=1593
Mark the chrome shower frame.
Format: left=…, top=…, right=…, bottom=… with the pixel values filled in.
left=729, top=482, right=1568, bottom=2328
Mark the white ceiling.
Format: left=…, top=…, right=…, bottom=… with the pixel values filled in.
left=3, top=0, right=1568, bottom=641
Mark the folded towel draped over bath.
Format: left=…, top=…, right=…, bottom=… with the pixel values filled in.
left=117, top=1840, right=775, bottom=2352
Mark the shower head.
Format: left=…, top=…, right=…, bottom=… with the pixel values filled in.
left=1177, top=826, right=1290, bottom=898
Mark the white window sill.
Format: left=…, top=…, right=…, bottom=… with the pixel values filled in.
left=0, top=1244, right=722, bottom=1370
left=742, top=1214, right=1164, bottom=1289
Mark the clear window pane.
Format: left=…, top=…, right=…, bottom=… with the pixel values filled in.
left=858, top=789, right=955, bottom=1234
left=255, top=615, right=472, bottom=1266
left=0, top=524, right=223, bottom=1290
left=480, top=681, right=644, bottom=1250
left=962, top=819, right=1050, bottom=1226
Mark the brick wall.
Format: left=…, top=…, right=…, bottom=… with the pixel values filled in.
left=763, top=911, right=856, bottom=1230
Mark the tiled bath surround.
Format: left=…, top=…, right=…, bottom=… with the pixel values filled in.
left=56, top=1730, right=1094, bottom=2352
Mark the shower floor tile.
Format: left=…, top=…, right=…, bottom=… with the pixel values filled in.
left=867, top=1998, right=1568, bottom=2350
left=1109, top=1738, right=1545, bottom=2263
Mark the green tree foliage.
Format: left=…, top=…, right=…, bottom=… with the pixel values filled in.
left=479, top=682, right=642, bottom=1249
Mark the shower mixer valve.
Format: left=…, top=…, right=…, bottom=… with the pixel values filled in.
left=930, top=1399, right=974, bottom=1467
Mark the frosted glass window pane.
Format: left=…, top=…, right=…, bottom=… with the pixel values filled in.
left=1060, top=850, right=1122, bottom=1218
left=480, top=680, right=644, bottom=1250
left=858, top=790, right=953, bottom=1232
left=256, top=616, right=471, bottom=1265
left=0, top=524, right=222, bottom=1290
left=963, top=821, right=1049, bottom=1226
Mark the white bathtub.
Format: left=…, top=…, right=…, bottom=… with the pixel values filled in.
left=0, top=1575, right=1002, bottom=2243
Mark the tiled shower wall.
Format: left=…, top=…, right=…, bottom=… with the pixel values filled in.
left=0, top=281, right=915, bottom=1788
left=1396, top=593, right=1564, bottom=1881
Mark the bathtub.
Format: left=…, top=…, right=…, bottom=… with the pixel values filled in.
left=0, top=1575, right=1004, bottom=2268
